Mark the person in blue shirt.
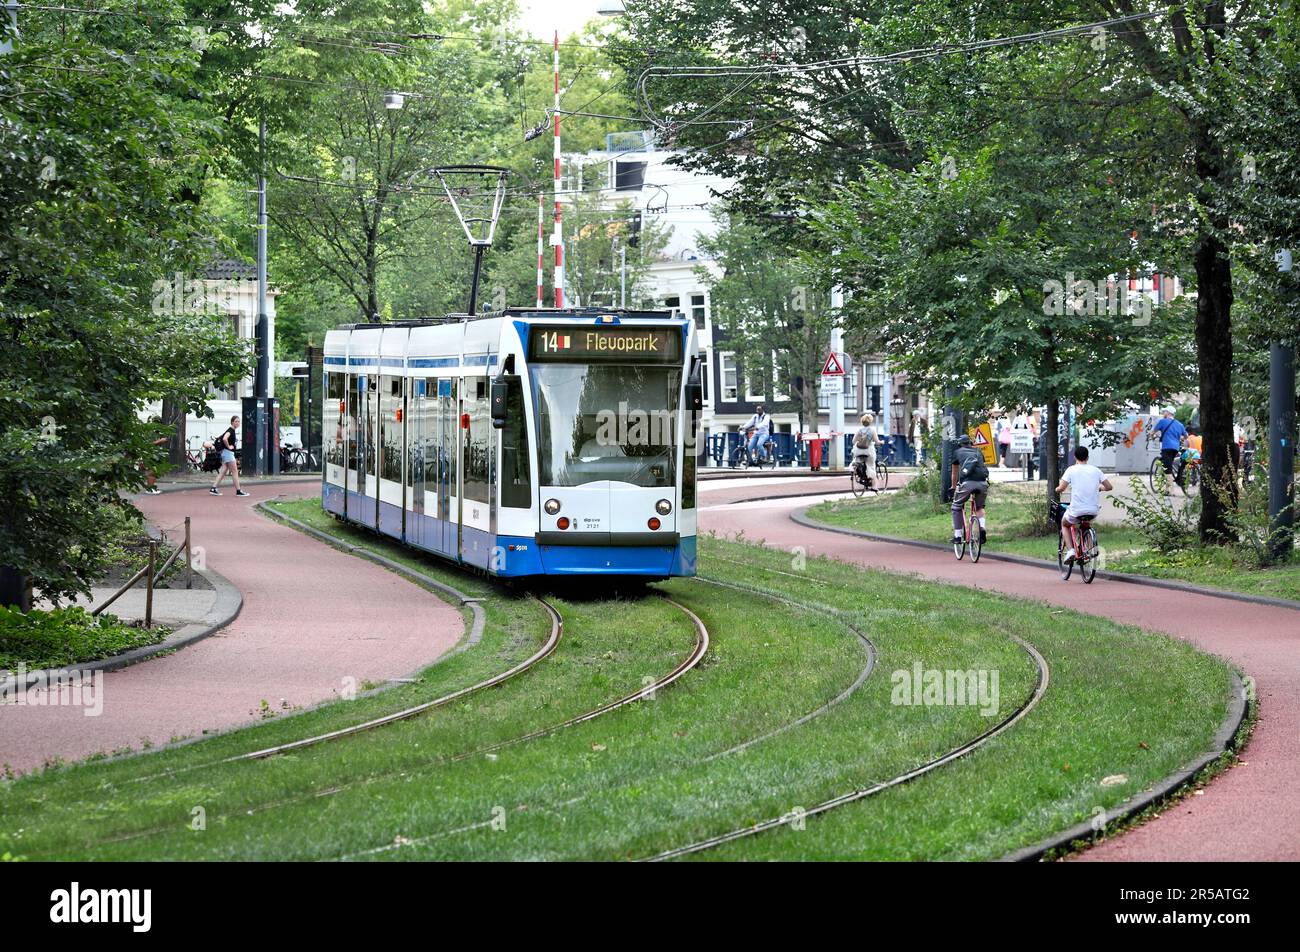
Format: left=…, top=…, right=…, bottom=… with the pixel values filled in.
left=1153, top=407, right=1188, bottom=493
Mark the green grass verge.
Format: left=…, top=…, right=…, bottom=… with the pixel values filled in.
left=810, top=487, right=1300, bottom=602
left=0, top=504, right=1233, bottom=860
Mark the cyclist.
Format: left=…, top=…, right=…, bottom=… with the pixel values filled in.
left=741, top=404, right=772, bottom=465
left=1153, top=407, right=1187, bottom=493
left=1055, top=445, right=1112, bottom=563
left=852, top=411, right=881, bottom=488
left=950, top=435, right=990, bottom=546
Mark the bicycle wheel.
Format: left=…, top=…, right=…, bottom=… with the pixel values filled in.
left=1148, top=457, right=1162, bottom=494
left=969, top=521, right=982, bottom=563
left=1080, top=527, right=1099, bottom=583
left=762, top=442, right=778, bottom=469
left=1186, top=464, right=1200, bottom=491
left=729, top=446, right=746, bottom=469
left=1057, top=537, right=1073, bottom=580
left=876, top=462, right=889, bottom=491
left=953, top=523, right=966, bottom=561
left=851, top=465, right=866, bottom=498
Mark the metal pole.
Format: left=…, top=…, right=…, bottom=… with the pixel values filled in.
left=145, top=541, right=156, bottom=629
left=1270, top=249, right=1296, bottom=563
left=184, top=517, right=193, bottom=590
left=552, top=31, right=564, bottom=308
left=829, top=256, right=845, bottom=472
left=256, top=116, right=269, bottom=399
left=536, top=191, right=544, bottom=308
left=620, top=244, right=627, bottom=307
left=468, top=244, right=485, bottom=315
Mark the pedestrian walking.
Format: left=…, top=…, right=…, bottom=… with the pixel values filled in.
left=211, top=415, right=249, bottom=497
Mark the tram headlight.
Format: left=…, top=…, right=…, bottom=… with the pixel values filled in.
left=655, top=499, right=672, bottom=516
left=544, top=498, right=561, bottom=515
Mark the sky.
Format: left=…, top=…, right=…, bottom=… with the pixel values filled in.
left=515, top=0, right=618, bottom=40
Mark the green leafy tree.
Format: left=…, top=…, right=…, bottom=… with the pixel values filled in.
left=1, top=6, right=250, bottom=607
left=697, top=213, right=833, bottom=431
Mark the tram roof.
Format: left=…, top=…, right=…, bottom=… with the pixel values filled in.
left=338, top=306, right=679, bottom=331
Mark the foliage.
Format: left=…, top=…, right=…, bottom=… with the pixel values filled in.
left=562, top=187, right=669, bottom=309
left=696, top=212, right=833, bottom=427
left=0, top=606, right=165, bottom=671
left=1112, top=477, right=1201, bottom=555
left=1, top=5, right=251, bottom=603
left=1205, top=458, right=1298, bottom=567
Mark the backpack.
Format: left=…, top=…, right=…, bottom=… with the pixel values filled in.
left=958, top=451, right=989, bottom=483
left=854, top=427, right=873, bottom=450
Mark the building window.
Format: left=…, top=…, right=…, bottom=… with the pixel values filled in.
left=690, top=292, right=707, bottom=330
left=771, top=352, right=789, bottom=401
left=719, top=352, right=740, bottom=402
left=744, top=356, right=766, bottom=403
left=663, top=294, right=682, bottom=319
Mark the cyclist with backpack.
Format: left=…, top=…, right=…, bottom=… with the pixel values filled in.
left=852, top=412, right=881, bottom=488
left=951, top=434, right=990, bottom=545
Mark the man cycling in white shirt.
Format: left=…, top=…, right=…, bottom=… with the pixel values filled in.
left=1055, top=445, right=1113, bottom=563
left=741, top=405, right=772, bottom=464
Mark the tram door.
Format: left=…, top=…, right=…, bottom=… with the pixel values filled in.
left=347, top=374, right=369, bottom=522
left=407, top=379, right=427, bottom=548
left=438, top=378, right=458, bottom=558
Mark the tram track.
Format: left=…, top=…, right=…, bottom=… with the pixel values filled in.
left=642, top=626, right=1050, bottom=861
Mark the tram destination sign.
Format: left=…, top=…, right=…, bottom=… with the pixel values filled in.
left=530, top=325, right=681, bottom=363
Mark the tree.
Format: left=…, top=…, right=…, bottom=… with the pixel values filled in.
left=697, top=213, right=834, bottom=431
left=1, top=5, right=250, bottom=607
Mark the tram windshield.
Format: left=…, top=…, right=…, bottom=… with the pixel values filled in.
left=531, top=363, right=681, bottom=487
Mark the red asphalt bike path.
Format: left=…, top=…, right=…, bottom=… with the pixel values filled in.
left=0, top=487, right=463, bottom=776
left=699, top=490, right=1300, bottom=861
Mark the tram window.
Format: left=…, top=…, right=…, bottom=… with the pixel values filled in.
left=364, top=375, right=378, bottom=477
left=349, top=375, right=363, bottom=473
left=500, top=377, right=532, bottom=509
left=325, top=373, right=346, bottom=468
left=683, top=447, right=697, bottom=509
left=380, top=376, right=402, bottom=483
left=463, top=382, right=490, bottom=504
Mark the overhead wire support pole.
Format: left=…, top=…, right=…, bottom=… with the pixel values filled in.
left=553, top=29, right=564, bottom=309
left=536, top=191, right=544, bottom=308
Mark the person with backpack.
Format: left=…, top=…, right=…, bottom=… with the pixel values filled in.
left=950, top=434, right=990, bottom=545
left=852, top=412, right=881, bottom=488
left=211, top=415, right=250, bottom=497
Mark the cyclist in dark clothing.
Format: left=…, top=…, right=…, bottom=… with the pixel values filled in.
left=950, top=435, right=990, bottom=544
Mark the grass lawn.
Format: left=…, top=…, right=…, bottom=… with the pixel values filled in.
left=0, top=502, right=1234, bottom=860
left=810, top=486, right=1300, bottom=603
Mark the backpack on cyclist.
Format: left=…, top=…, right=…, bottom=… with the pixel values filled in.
left=958, top=452, right=989, bottom=483
left=854, top=428, right=873, bottom=450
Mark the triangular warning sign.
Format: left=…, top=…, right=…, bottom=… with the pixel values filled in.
left=821, top=352, right=845, bottom=375
left=971, top=427, right=990, bottom=446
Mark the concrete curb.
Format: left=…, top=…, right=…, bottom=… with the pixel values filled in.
left=0, top=563, right=242, bottom=697
left=790, top=508, right=1300, bottom=614
left=1000, top=671, right=1251, bottom=862
left=139, top=475, right=322, bottom=496
left=783, top=506, right=1258, bottom=861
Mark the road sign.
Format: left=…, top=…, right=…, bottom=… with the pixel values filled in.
left=822, top=352, right=845, bottom=376
left=1010, top=429, right=1034, bottom=453
left=819, top=375, right=843, bottom=395
left=969, top=423, right=997, bottom=466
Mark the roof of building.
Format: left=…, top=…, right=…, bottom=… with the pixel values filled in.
left=200, top=257, right=258, bottom=281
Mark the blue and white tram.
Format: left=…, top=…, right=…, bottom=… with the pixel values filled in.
left=321, top=308, right=701, bottom=579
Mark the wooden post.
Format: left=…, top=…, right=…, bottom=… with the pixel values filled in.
left=145, top=540, right=156, bottom=628
left=184, top=516, right=193, bottom=589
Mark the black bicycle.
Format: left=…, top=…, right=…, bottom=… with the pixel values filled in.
left=730, top=428, right=777, bottom=469
left=850, top=456, right=889, bottom=496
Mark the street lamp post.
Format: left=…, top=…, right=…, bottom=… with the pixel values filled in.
left=1269, top=249, right=1296, bottom=562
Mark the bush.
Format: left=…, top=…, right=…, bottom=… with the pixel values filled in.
left=1205, top=458, right=1297, bottom=567
left=1112, top=476, right=1200, bottom=554
left=0, top=605, right=165, bottom=671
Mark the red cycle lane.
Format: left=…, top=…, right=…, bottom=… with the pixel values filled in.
left=701, top=491, right=1300, bottom=861
left=0, top=487, right=463, bottom=776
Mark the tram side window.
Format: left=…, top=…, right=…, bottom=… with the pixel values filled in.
left=683, top=446, right=697, bottom=509
left=380, top=376, right=402, bottom=483
left=325, top=372, right=346, bottom=468
left=348, top=374, right=363, bottom=472
left=365, top=375, right=378, bottom=477
left=463, top=378, right=491, bottom=504
left=500, top=377, right=531, bottom=508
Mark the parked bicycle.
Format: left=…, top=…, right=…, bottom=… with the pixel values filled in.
left=280, top=442, right=319, bottom=473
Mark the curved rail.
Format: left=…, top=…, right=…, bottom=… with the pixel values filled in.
left=642, top=632, right=1050, bottom=861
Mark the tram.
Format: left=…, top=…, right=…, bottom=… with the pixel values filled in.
left=321, top=308, right=702, bottom=579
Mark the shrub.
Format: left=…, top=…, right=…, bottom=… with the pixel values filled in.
left=1112, top=476, right=1200, bottom=554
left=0, top=605, right=165, bottom=670
left=1205, top=458, right=1297, bottom=567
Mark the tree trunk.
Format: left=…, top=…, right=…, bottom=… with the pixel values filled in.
left=1192, top=218, right=1235, bottom=543
left=0, top=566, right=31, bottom=612
left=162, top=396, right=187, bottom=471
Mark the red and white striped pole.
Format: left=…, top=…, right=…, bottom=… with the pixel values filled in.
left=536, top=191, right=544, bottom=308
left=553, top=30, right=564, bottom=309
